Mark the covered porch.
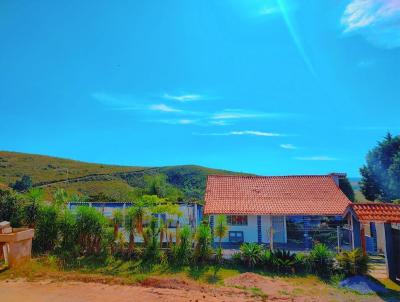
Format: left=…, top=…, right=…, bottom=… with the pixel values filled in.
left=344, top=203, right=400, bottom=283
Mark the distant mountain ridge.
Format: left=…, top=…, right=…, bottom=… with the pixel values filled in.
left=0, top=151, right=242, bottom=201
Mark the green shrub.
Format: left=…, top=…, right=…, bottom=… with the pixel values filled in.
left=33, top=205, right=59, bottom=253
left=239, top=243, right=262, bottom=268
left=171, top=225, right=192, bottom=266
left=142, top=218, right=161, bottom=263
left=0, top=189, right=23, bottom=226
left=294, top=252, right=309, bottom=273
left=272, top=249, right=297, bottom=273
left=194, top=223, right=212, bottom=264
left=75, top=206, right=108, bottom=255
left=336, top=249, right=369, bottom=276
left=57, top=209, right=78, bottom=254
left=309, top=243, right=334, bottom=278
left=260, top=249, right=274, bottom=269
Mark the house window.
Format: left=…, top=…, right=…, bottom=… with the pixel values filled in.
left=227, top=215, right=248, bottom=226
left=229, top=231, right=244, bottom=243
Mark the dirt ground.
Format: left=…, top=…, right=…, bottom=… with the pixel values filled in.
left=0, top=273, right=397, bottom=302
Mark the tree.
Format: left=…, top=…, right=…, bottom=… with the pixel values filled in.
left=112, top=208, right=124, bottom=239
left=11, top=175, right=32, bottom=192
left=360, top=133, right=400, bottom=202
left=339, top=177, right=355, bottom=202
left=214, top=215, right=228, bottom=248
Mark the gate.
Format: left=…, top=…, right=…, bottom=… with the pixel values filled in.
left=393, top=228, right=400, bottom=280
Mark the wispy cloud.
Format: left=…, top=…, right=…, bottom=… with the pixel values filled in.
left=195, top=130, right=282, bottom=137
left=156, top=119, right=196, bottom=125
left=149, top=104, right=182, bottom=113
left=341, top=0, right=400, bottom=49
left=162, top=93, right=203, bottom=102
left=259, top=6, right=281, bottom=16
left=211, top=109, right=283, bottom=120
left=294, top=156, right=337, bottom=161
left=280, top=143, right=297, bottom=150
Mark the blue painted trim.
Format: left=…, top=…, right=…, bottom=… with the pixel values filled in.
left=257, top=215, right=262, bottom=244
left=352, top=217, right=362, bottom=249
left=210, top=215, right=215, bottom=243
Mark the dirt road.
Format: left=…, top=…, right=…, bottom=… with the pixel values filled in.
left=0, top=274, right=393, bottom=302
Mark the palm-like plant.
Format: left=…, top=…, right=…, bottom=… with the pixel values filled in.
left=112, top=209, right=124, bottom=239
left=272, top=249, right=297, bottom=273
left=214, top=215, right=228, bottom=249
left=240, top=243, right=262, bottom=268
left=125, top=207, right=137, bottom=252
left=53, top=188, right=69, bottom=209
left=194, top=223, right=212, bottom=263
left=336, top=248, right=369, bottom=276
left=24, top=188, right=44, bottom=227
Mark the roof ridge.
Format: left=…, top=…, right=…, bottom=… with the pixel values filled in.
left=208, top=174, right=334, bottom=178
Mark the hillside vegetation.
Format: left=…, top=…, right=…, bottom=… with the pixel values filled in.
left=0, top=151, right=238, bottom=201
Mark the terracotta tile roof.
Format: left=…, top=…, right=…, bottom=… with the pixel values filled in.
left=347, top=203, right=400, bottom=223
left=204, top=175, right=351, bottom=216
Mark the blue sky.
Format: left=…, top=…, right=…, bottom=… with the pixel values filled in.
left=1, top=0, right=400, bottom=177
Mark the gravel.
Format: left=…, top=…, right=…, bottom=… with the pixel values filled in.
left=339, top=276, right=389, bottom=294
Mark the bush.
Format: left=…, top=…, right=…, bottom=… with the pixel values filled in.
left=57, top=210, right=78, bottom=254
left=272, top=249, right=297, bottom=273
left=260, top=249, right=274, bottom=269
left=33, top=205, right=59, bottom=253
left=194, top=223, right=212, bottom=264
left=0, top=189, right=22, bottom=226
left=142, top=218, right=161, bottom=262
left=336, top=249, right=369, bottom=276
left=75, top=206, right=108, bottom=255
left=171, top=225, right=192, bottom=266
left=239, top=243, right=262, bottom=268
left=309, top=243, right=334, bottom=278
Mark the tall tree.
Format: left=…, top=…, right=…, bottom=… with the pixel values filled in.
left=360, top=133, right=400, bottom=202
left=339, top=177, right=355, bottom=202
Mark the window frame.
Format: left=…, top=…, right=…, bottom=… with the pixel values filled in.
left=227, top=215, right=248, bottom=226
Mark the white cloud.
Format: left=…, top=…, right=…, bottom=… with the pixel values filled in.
left=149, top=104, right=182, bottom=113
left=295, top=156, right=337, bottom=161
left=196, top=130, right=282, bottom=137
left=162, top=93, right=203, bottom=102
left=341, top=0, right=400, bottom=49
left=211, top=109, right=281, bottom=120
left=259, top=6, right=281, bottom=15
left=280, top=143, right=297, bottom=150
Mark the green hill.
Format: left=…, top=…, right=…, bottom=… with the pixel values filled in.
left=0, top=151, right=241, bottom=201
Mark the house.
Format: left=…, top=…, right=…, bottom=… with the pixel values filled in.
left=68, top=201, right=203, bottom=242
left=204, top=174, right=351, bottom=249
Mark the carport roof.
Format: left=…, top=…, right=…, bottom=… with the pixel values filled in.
left=345, top=203, right=400, bottom=223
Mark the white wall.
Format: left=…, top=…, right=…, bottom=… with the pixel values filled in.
left=212, top=215, right=286, bottom=244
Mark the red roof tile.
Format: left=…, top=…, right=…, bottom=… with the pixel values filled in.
left=347, top=203, right=400, bottom=223
left=204, top=175, right=351, bottom=216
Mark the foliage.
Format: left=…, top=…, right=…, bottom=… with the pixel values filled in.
left=214, top=215, right=228, bottom=248
left=194, top=223, right=212, bottom=264
left=112, top=208, right=124, bottom=239
left=339, top=177, right=355, bottom=202
left=309, top=243, right=334, bottom=278
left=336, top=249, right=369, bottom=276
left=239, top=243, right=262, bottom=268
left=11, top=175, right=32, bottom=192
left=360, top=133, right=400, bottom=201
left=33, top=205, right=59, bottom=253
left=22, top=188, right=44, bottom=227
left=171, top=225, right=192, bottom=266
left=0, top=189, right=22, bottom=226
left=75, top=206, right=108, bottom=255
left=272, top=249, right=297, bottom=273
left=142, top=218, right=161, bottom=262
left=57, top=209, right=78, bottom=253
left=53, top=188, right=69, bottom=209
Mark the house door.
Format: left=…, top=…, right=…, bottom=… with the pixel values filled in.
left=272, top=216, right=286, bottom=243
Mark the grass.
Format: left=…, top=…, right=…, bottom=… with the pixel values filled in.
left=1, top=255, right=399, bottom=302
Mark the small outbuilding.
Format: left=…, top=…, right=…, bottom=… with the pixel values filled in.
left=343, top=203, right=400, bottom=282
